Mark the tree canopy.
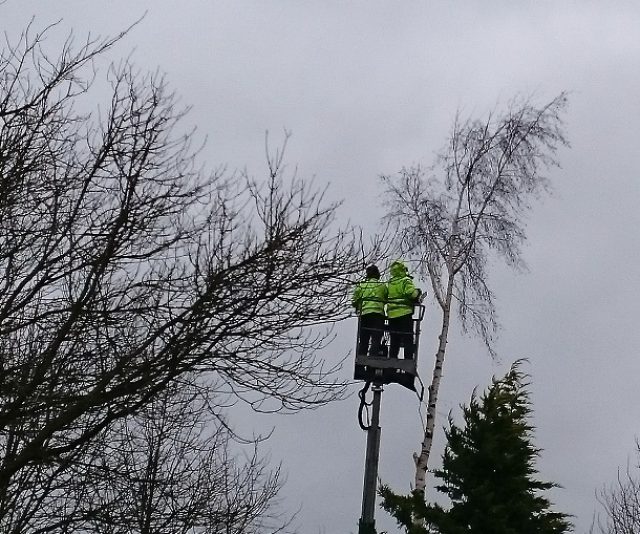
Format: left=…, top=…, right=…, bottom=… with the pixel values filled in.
left=381, top=362, right=572, bottom=534
left=0, top=23, right=366, bottom=533
left=381, top=94, right=568, bottom=491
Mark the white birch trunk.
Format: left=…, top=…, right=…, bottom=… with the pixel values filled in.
left=413, top=283, right=453, bottom=493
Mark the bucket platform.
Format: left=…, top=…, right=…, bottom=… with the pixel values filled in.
left=353, top=305, right=425, bottom=399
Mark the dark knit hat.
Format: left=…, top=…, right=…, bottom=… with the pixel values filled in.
left=365, top=265, right=380, bottom=279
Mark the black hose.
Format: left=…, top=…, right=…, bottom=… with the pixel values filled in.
left=357, top=381, right=373, bottom=431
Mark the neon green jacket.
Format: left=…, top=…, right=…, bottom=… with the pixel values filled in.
left=386, top=261, right=420, bottom=318
left=352, top=278, right=387, bottom=315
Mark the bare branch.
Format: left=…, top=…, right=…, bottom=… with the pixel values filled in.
left=0, top=21, right=366, bottom=533
left=592, top=442, right=640, bottom=534
left=380, top=94, right=569, bottom=494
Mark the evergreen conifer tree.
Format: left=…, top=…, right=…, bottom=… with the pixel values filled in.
left=380, top=362, right=572, bottom=534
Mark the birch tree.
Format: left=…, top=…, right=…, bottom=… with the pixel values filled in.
left=381, top=95, right=568, bottom=494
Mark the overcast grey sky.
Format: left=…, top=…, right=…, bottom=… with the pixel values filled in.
left=3, top=2, right=640, bottom=532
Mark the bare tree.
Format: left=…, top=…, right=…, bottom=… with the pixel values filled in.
left=58, top=380, right=291, bottom=534
left=381, top=94, right=568, bottom=494
left=591, top=444, right=640, bottom=534
left=0, top=23, right=365, bottom=532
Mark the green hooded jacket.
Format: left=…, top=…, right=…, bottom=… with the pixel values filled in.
left=386, top=260, right=420, bottom=318
left=352, top=278, right=387, bottom=315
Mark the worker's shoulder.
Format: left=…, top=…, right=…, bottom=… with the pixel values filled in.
left=357, top=279, right=383, bottom=291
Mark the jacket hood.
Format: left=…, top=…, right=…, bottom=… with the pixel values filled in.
left=389, top=260, right=407, bottom=278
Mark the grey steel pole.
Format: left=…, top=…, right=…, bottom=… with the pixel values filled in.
left=358, top=381, right=383, bottom=534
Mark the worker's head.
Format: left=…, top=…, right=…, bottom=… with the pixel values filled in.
left=365, top=265, right=380, bottom=279
left=389, top=260, right=407, bottom=278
